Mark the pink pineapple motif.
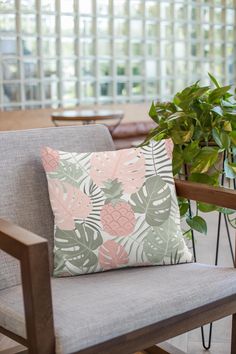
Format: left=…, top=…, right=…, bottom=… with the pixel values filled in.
left=101, top=201, right=135, bottom=237
left=99, top=240, right=129, bottom=270
left=41, top=147, right=59, bottom=172
left=90, top=148, right=142, bottom=237
left=165, top=139, right=174, bottom=159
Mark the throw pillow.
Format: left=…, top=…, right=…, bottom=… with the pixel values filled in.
left=41, top=140, right=192, bottom=276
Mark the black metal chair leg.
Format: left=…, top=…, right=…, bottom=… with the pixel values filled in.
left=201, top=323, right=213, bottom=350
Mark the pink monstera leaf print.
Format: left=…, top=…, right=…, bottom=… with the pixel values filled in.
left=41, top=147, right=59, bottom=172
left=48, top=179, right=92, bottom=230
left=165, top=139, right=174, bottom=159
left=90, top=148, right=145, bottom=193
left=99, top=240, right=129, bottom=270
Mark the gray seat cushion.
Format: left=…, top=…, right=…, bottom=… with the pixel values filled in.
left=0, top=125, right=115, bottom=290
left=1, top=263, right=236, bottom=354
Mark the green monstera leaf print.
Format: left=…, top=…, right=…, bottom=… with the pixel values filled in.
left=54, top=223, right=103, bottom=276
left=130, top=175, right=171, bottom=226
left=48, top=159, right=84, bottom=187
left=143, top=219, right=189, bottom=264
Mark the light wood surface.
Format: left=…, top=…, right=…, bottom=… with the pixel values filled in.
left=0, top=335, right=18, bottom=352
left=145, top=343, right=187, bottom=353
left=0, top=103, right=150, bottom=131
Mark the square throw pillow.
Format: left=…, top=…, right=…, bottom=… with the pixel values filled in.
left=41, top=140, right=192, bottom=276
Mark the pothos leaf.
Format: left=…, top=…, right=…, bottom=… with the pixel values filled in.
left=186, top=216, right=207, bottom=235
left=171, top=125, right=194, bottom=144
left=189, top=172, right=219, bottom=186
left=227, top=161, right=236, bottom=173
left=211, top=106, right=223, bottom=116
left=190, top=147, right=219, bottom=174
left=217, top=207, right=235, bottom=215
left=179, top=202, right=189, bottom=217
left=197, top=202, right=218, bottom=213
left=223, top=121, right=232, bottom=132
left=182, top=141, right=200, bottom=164
left=220, top=131, right=231, bottom=149
left=230, top=131, right=236, bottom=146
left=208, top=72, right=220, bottom=88
left=212, top=129, right=230, bottom=149
left=212, top=128, right=222, bottom=147
left=149, top=101, right=157, bottom=121
left=208, top=86, right=231, bottom=103
left=172, top=147, right=184, bottom=176
left=224, top=158, right=236, bottom=179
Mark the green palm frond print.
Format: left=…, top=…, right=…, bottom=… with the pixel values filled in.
left=142, top=140, right=174, bottom=185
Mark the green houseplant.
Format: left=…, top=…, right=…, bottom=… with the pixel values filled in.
left=145, top=74, right=236, bottom=235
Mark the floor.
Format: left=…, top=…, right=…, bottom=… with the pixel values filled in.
left=0, top=211, right=235, bottom=353
left=167, top=316, right=231, bottom=353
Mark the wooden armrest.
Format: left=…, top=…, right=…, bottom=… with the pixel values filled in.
left=175, top=179, right=236, bottom=210
left=0, top=219, right=55, bottom=354
left=0, top=218, right=47, bottom=259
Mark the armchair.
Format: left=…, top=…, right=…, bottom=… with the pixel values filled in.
left=0, top=125, right=236, bottom=354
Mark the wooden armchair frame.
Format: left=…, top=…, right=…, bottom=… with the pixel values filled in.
left=1, top=180, right=236, bottom=354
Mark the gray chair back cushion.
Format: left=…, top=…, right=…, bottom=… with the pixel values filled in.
left=0, top=125, right=115, bottom=290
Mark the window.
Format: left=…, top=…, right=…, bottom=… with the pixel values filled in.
left=0, top=0, right=235, bottom=110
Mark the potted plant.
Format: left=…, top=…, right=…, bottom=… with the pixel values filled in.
left=145, top=74, right=236, bottom=236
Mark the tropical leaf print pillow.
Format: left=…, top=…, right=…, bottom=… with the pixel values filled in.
left=41, top=140, right=192, bottom=277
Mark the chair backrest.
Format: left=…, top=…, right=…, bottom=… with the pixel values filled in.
left=0, top=125, right=115, bottom=290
